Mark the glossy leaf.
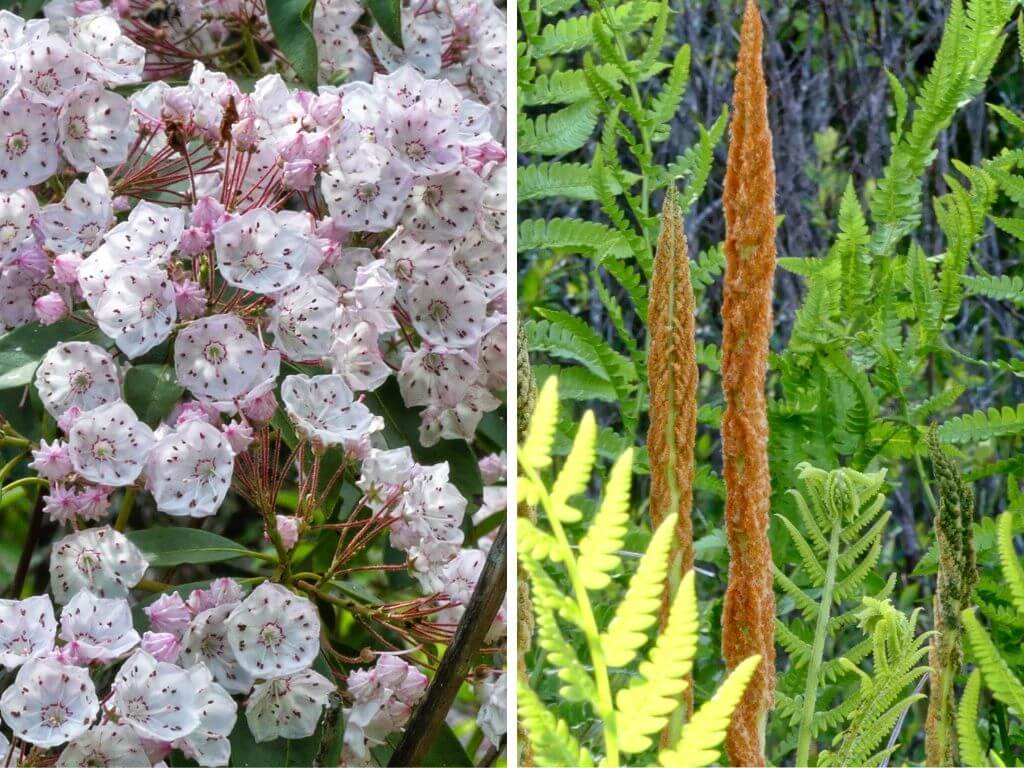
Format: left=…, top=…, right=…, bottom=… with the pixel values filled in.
left=127, top=527, right=255, bottom=566
left=267, top=0, right=319, bottom=89
left=124, top=364, right=184, bottom=427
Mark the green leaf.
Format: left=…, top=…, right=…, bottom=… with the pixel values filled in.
left=127, top=528, right=254, bottom=566
left=123, top=364, right=184, bottom=427
left=266, top=0, right=319, bottom=89
left=0, top=320, right=109, bottom=390
left=367, top=0, right=403, bottom=48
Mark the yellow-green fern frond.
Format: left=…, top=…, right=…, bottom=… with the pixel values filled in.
left=957, top=669, right=988, bottom=767
left=521, top=376, right=559, bottom=471
left=518, top=683, right=595, bottom=767
left=657, top=654, right=762, bottom=768
left=962, top=607, right=1024, bottom=712
left=578, top=448, right=634, bottom=590
left=602, top=512, right=677, bottom=667
left=551, top=410, right=597, bottom=515
left=615, top=569, right=699, bottom=752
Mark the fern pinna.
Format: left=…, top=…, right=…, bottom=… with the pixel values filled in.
left=517, top=377, right=759, bottom=768
left=774, top=463, right=896, bottom=766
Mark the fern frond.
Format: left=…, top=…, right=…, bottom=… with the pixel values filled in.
left=963, top=274, right=1024, bottom=308
left=551, top=410, right=597, bottom=509
left=602, top=513, right=676, bottom=667
left=963, top=607, right=1024, bottom=713
left=518, top=683, right=595, bottom=767
left=578, top=448, right=633, bottom=590
left=996, top=510, right=1024, bottom=615
left=938, top=404, right=1024, bottom=444
left=957, top=669, right=986, bottom=768
left=521, top=376, right=559, bottom=470
left=518, top=100, right=600, bottom=155
left=658, top=655, right=762, bottom=768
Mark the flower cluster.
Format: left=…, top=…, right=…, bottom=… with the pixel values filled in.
left=0, top=0, right=506, bottom=762
left=0, top=570, right=334, bottom=766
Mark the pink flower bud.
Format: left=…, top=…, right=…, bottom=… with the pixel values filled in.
left=173, top=279, right=207, bottom=320
left=53, top=252, right=83, bottom=284
left=273, top=515, right=299, bottom=550
left=112, top=195, right=133, bottom=213
left=277, top=133, right=307, bottom=162
left=282, top=159, right=317, bottom=191
left=231, top=118, right=260, bottom=151
left=171, top=400, right=219, bottom=427
left=304, top=132, right=332, bottom=165
left=222, top=420, right=254, bottom=453
left=243, top=390, right=277, bottom=424
left=75, top=485, right=110, bottom=522
left=162, top=88, right=192, bottom=122
left=477, top=453, right=506, bottom=484
left=57, top=406, right=83, bottom=434
left=17, top=244, right=49, bottom=275
left=34, top=292, right=68, bottom=325
left=141, top=631, right=181, bottom=663
left=74, top=0, right=103, bottom=14
left=177, top=227, right=211, bottom=257
left=111, top=0, right=131, bottom=14
left=310, top=94, right=343, bottom=127
left=191, top=197, right=226, bottom=231
left=144, top=593, right=191, bottom=636
left=208, top=577, right=244, bottom=606
left=29, top=439, right=73, bottom=481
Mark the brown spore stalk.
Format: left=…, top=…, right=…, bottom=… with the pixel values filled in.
left=720, top=1, right=777, bottom=765
left=647, top=185, right=698, bottom=719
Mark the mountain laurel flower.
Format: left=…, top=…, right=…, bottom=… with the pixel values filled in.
left=475, top=672, right=506, bottom=747
left=58, top=589, right=140, bottom=663
left=67, top=400, right=156, bottom=486
left=141, top=631, right=182, bottom=664
left=245, top=668, right=335, bottom=742
left=35, top=168, right=113, bottom=254
left=281, top=373, right=384, bottom=449
left=75, top=484, right=111, bottom=522
left=266, top=275, right=341, bottom=360
left=35, top=341, right=120, bottom=419
left=57, top=80, right=132, bottom=171
left=16, top=242, right=49, bottom=274
left=42, top=483, right=83, bottom=525
left=145, top=592, right=192, bottom=637
left=242, top=389, right=278, bottom=423
left=174, top=314, right=281, bottom=412
left=176, top=663, right=237, bottom=767
left=227, top=582, right=320, bottom=680
left=180, top=603, right=254, bottom=696
left=214, top=208, right=319, bottom=294
left=0, top=657, right=99, bottom=747
left=174, top=278, right=208, bottom=320
left=49, top=525, right=149, bottom=603
left=56, top=720, right=151, bottom=768
left=407, top=265, right=489, bottom=349
left=112, top=650, right=200, bottom=741
left=344, top=654, right=426, bottom=759
left=53, top=251, right=84, bottom=284
left=0, top=188, right=38, bottom=264
left=221, top=420, right=255, bottom=454
left=146, top=420, right=235, bottom=518
left=0, top=595, right=56, bottom=669
left=34, top=290, right=68, bottom=324
left=89, top=263, right=178, bottom=358
left=0, top=93, right=59, bottom=191
left=274, top=515, right=300, bottom=550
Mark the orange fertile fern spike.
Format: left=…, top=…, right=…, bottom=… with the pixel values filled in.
left=647, top=185, right=698, bottom=717
left=720, top=1, right=777, bottom=765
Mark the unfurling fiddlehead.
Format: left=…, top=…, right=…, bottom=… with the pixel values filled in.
left=720, top=1, right=777, bottom=764
left=925, top=427, right=977, bottom=766
left=647, top=185, right=698, bottom=719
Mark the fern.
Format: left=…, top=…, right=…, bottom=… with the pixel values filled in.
left=937, top=404, right=1024, bottom=444
left=775, top=462, right=893, bottom=766
left=817, top=598, right=932, bottom=767
left=956, top=669, right=987, bottom=767
left=518, top=378, right=758, bottom=767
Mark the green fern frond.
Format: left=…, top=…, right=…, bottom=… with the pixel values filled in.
left=996, top=510, right=1024, bottom=614
left=937, top=404, right=1024, bottom=444
left=518, top=684, right=595, bottom=767
left=963, top=607, right=1024, bottom=713
left=521, top=376, right=559, bottom=471
left=602, top=512, right=676, bottom=667
left=963, top=274, right=1024, bottom=308
left=957, top=669, right=987, bottom=767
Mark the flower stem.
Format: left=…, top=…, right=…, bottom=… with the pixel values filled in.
left=114, top=489, right=136, bottom=533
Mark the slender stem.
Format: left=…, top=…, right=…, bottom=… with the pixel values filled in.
left=797, top=521, right=842, bottom=767
left=114, top=489, right=136, bottom=533
left=527, top=465, right=620, bottom=765
left=1, top=477, right=48, bottom=493
left=0, top=451, right=28, bottom=485
left=9, top=490, right=44, bottom=598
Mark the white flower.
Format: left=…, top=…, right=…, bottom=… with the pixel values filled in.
left=267, top=275, right=340, bottom=360
left=15, top=33, right=89, bottom=107
left=452, top=227, right=506, bottom=299
left=343, top=654, right=426, bottom=759
left=387, top=102, right=461, bottom=177
left=402, top=168, right=485, bottom=243
left=69, top=12, right=146, bottom=85
left=89, top=264, right=178, bottom=358
left=175, top=663, right=237, bottom=768
left=390, top=464, right=466, bottom=585
left=357, top=447, right=419, bottom=514
left=146, top=421, right=234, bottom=518
left=214, top=208, right=318, bottom=294
left=328, top=312, right=391, bottom=392
left=174, top=314, right=281, bottom=412
left=112, top=650, right=200, bottom=741
left=245, top=668, right=335, bottom=742
left=0, top=595, right=56, bottom=669
left=49, top=525, right=150, bottom=604
left=35, top=341, right=120, bottom=420
left=281, top=373, right=383, bottom=448
left=58, top=81, right=132, bottom=171
left=35, top=167, right=113, bottom=253
left=475, top=672, right=506, bottom=746
left=406, top=266, right=489, bottom=348
left=0, top=657, right=99, bottom=747
left=321, top=153, right=412, bottom=233
left=68, top=401, right=156, bottom=486
left=0, top=91, right=59, bottom=191
left=397, top=347, right=476, bottom=408
left=180, top=603, right=253, bottom=695
left=58, top=590, right=140, bottom=664
left=0, top=188, right=37, bottom=264
left=57, top=720, right=151, bottom=767
left=103, top=201, right=186, bottom=264
left=419, top=384, right=501, bottom=446
left=227, top=582, right=320, bottom=680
